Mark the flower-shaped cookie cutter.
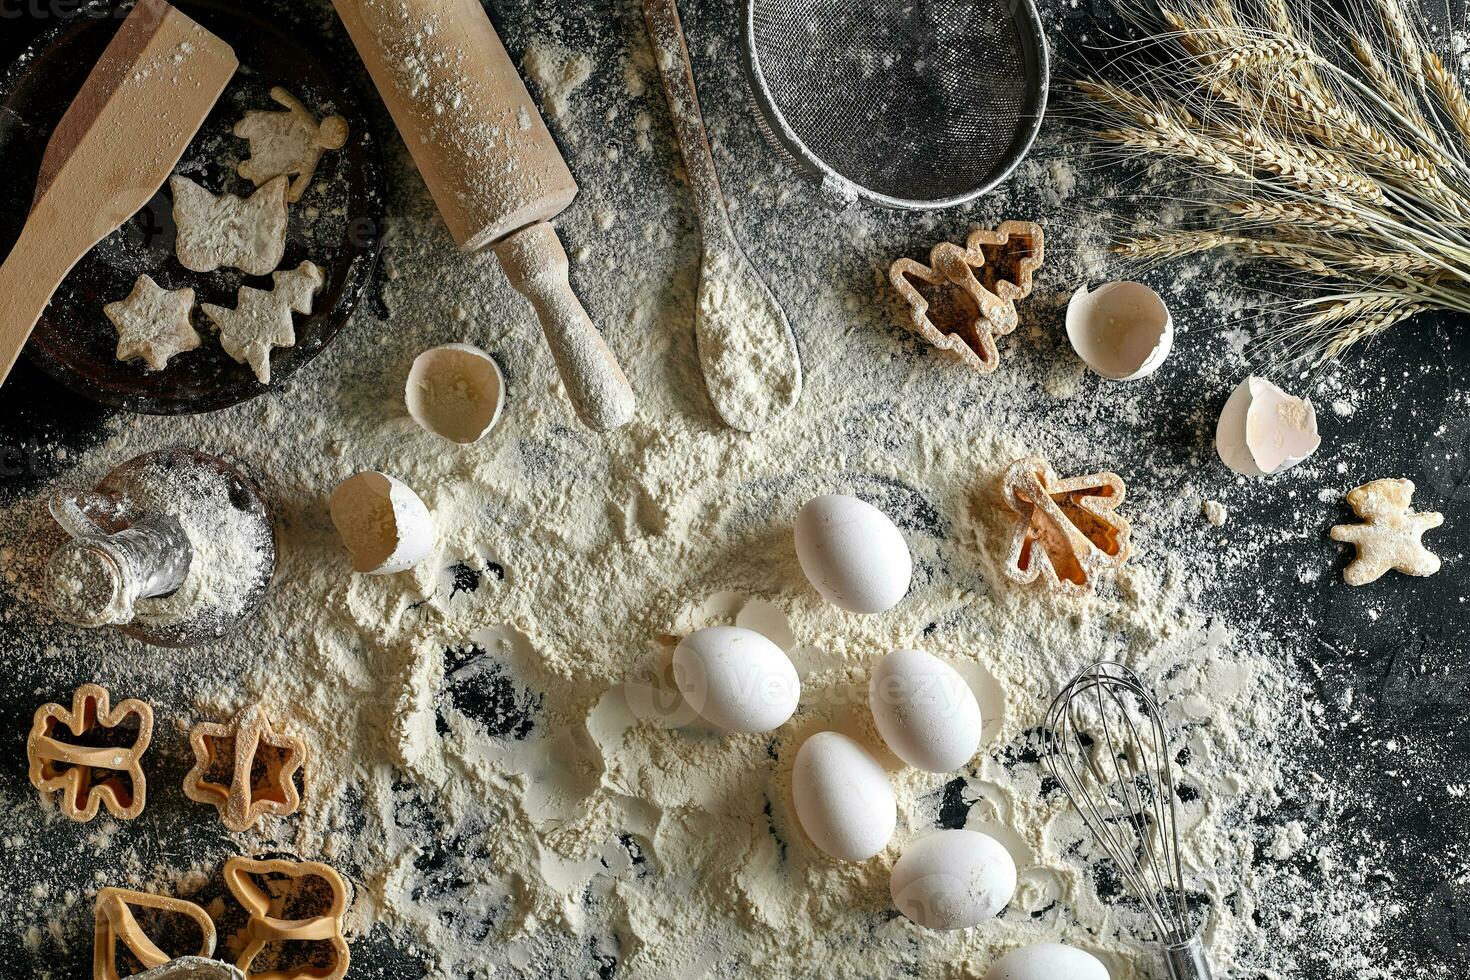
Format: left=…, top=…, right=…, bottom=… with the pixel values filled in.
left=28, top=683, right=153, bottom=821
left=999, top=455, right=1130, bottom=595
left=183, top=704, right=307, bottom=832
left=93, top=887, right=217, bottom=980
left=889, top=220, right=1044, bottom=373
left=223, top=856, right=350, bottom=980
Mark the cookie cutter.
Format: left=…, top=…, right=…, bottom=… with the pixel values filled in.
left=223, top=856, right=350, bottom=980
left=183, top=704, right=307, bottom=832
left=28, top=683, right=153, bottom=821
left=93, top=887, right=217, bottom=980
left=890, top=220, right=1045, bottom=374
left=1000, top=455, right=1130, bottom=596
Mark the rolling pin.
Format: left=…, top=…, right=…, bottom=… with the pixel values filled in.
left=330, top=0, right=636, bottom=431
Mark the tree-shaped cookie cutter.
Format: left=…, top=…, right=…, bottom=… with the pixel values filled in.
left=28, top=683, right=153, bottom=821
left=183, top=704, right=307, bottom=832
left=889, top=220, right=1044, bottom=373
left=999, top=455, right=1130, bottom=595
left=93, top=887, right=217, bottom=980
left=223, top=856, right=350, bottom=980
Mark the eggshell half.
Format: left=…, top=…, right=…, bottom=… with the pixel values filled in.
left=890, top=829, right=1017, bottom=930
left=792, top=731, right=896, bottom=860
left=869, top=649, right=982, bottom=772
left=794, top=494, right=913, bottom=614
left=328, top=471, right=436, bottom=574
left=1065, top=281, right=1173, bottom=381
left=672, top=625, right=801, bottom=732
left=985, top=943, right=1111, bottom=980
left=1215, top=375, right=1321, bottom=476
left=406, top=343, right=505, bottom=444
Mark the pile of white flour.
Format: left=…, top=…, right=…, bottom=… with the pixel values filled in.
left=0, top=2, right=1434, bottom=978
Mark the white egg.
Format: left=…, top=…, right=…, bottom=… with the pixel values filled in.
left=672, top=626, right=800, bottom=732
left=794, top=494, right=913, bottom=614
left=405, top=343, right=505, bottom=444
left=869, top=649, right=982, bottom=772
left=889, top=829, right=1016, bottom=930
left=1215, top=375, right=1321, bottom=477
left=1065, top=281, right=1173, bottom=381
left=986, top=943, right=1111, bottom=980
left=328, top=471, right=435, bottom=574
left=792, top=731, right=896, bottom=860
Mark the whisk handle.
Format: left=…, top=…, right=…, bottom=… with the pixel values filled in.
left=1165, top=936, right=1213, bottom=980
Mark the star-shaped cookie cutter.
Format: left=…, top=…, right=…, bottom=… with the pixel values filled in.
left=28, top=683, right=153, bottom=821
left=93, top=887, right=217, bottom=980
left=182, top=704, right=307, bottom=832
left=999, top=455, right=1131, bottom=595
left=889, top=220, right=1044, bottom=373
left=223, top=856, right=350, bottom=980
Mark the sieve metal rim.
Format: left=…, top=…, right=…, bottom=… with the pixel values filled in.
left=741, top=0, right=1050, bottom=210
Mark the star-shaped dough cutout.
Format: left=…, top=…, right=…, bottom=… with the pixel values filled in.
left=182, top=703, right=307, bottom=832
left=235, top=86, right=349, bottom=203
left=170, top=174, right=289, bottom=276
left=103, top=275, right=200, bottom=371
left=1329, top=478, right=1443, bottom=585
left=201, top=260, right=324, bottom=384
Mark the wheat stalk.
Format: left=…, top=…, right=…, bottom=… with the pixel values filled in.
left=1083, top=0, right=1470, bottom=364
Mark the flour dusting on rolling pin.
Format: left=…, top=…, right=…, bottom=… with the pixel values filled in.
left=328, top=0, right=636, bottom=431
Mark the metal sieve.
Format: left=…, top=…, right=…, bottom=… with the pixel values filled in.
left=742, top=0, right=1049, bottom=210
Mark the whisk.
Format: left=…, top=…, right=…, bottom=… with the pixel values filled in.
left=1043, top=662, right=1214, bottom=980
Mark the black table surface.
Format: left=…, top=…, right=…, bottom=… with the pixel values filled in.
left=2, top=0, right=1470, bottom=977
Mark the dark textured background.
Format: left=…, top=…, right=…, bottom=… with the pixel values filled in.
left=2, top=0, right=1469, bottom=976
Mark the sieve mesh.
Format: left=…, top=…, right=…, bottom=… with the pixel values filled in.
left=744, top=0, right=1048, bottom=208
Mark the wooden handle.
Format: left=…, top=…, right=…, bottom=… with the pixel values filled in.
left=495, top=223, right=636, bottom=431
left=642, top=0, right=735, bottom=246
left=330, top=0, right=578, bottom=250
left=0, top=215, right=82, bottom=385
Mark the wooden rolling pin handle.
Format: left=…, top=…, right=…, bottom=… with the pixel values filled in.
left=0, top=216, right=81, bottom=386
left=495, top=223, right=637, bottom=432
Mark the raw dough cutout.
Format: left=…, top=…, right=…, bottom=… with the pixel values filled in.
left=182, top=703, right=307, bottom=832
left=998, top=455, right=1131, bottom=596
left=223, top=856, right=350, bottom=980
left=201, top=260, right=324, bottom=384
left=171, top=174, right=288, bottom=276
left=235, top=86, right=349, bottom=203
left=1329, top=478, right=1443, bottom=585
left=104, top=275, right=200, bottom=371
left=93, top=887, right=217, bottom=980
left=28, top=683, right=153, bottom=822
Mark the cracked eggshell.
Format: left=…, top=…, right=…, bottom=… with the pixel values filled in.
left=985, top=944, right=1111, bottom=980
left=672, top=626, right=800, bottom=732
left=795, top=494, right=913, bottom=614
left=869, top=649, right=982, bottom=772
left=329, top=471, right=435, bottom=574
left=890, top=829, right=1017, bottom=930
left=1215, top=375, right=1321, bottom=476
left=792, top=731, right=896, bottom=860
left=406, top=343, right=505, bottom=444
left=1065, top=281, right=1173, bottom=381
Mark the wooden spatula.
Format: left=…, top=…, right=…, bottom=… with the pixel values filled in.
left=0, top=0, right=237, bottom=388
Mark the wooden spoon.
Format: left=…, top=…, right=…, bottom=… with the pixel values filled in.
left=0, top=0, right=238, bottom=388
left=643, top=0, right=802, bottom=432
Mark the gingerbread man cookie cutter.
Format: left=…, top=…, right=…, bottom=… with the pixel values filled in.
left=183, top=704, right=307, bottom=832
left=223, top=856, right=350, bottom=980
left=999, top=455, right=1130, bottom=596
left=889, top=220, right=1044, bottom=373
left=93, top=887, right=217, bottom=980
left=28, top=683, right=153, bottom=821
